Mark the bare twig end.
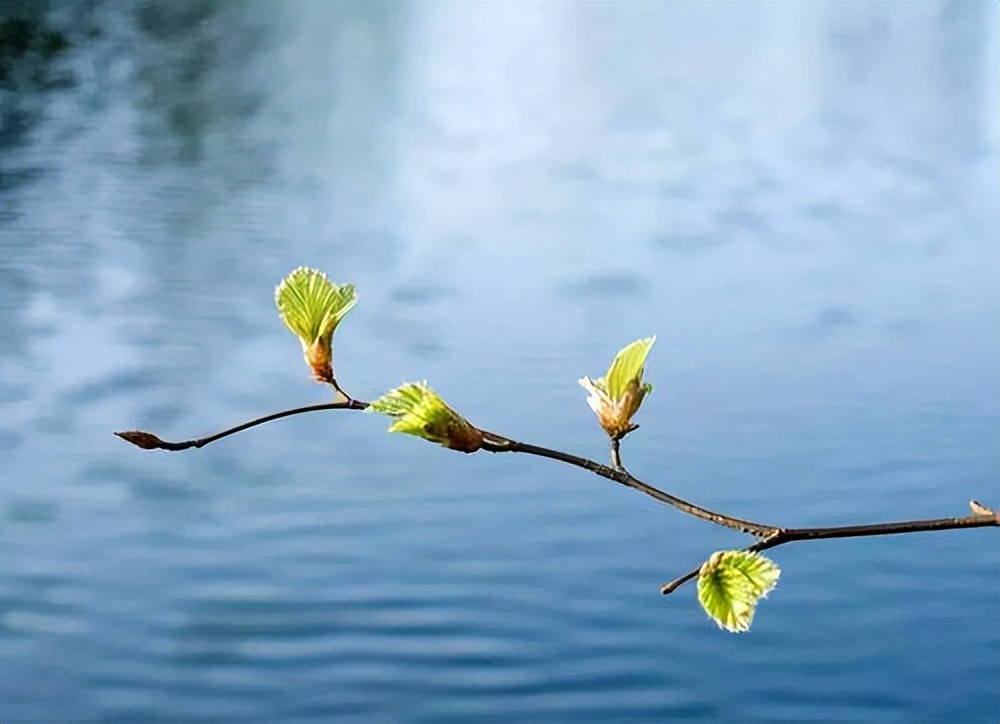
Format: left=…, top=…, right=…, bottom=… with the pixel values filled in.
left=115, top=430, right=167, bottom=450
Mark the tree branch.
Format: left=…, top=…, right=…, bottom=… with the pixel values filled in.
left=115, top=400, right=367, bottom=451
left=116, top=402, right=776, bottom=536
left=480, top=434, right=777, bottom=536
left=660, top=510, right=1000, bottom=595
left=116, top=401, right=998, bottom=585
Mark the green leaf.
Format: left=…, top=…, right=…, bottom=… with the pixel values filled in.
left=368, top=381, right=484, bottom=453
left=697, top=550, right=780, bottom=633
left=579, top=336, right=656, bottom=439
left=604, top=336, right=656, bottom=400
left=275, top=267, right=357, bottom=346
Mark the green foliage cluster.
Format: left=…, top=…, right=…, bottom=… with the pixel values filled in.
left=273, top=267, right=782, bottom=632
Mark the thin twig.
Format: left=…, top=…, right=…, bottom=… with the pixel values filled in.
left=778, top=514, right=1000, bottom=541
left=115, top=401, right=998, bottom=564
left=481, top=435, right=776, bottom=536
left=329, top=377, right=356, bottom=406
left=660, top=569, right=700, bottom=595
left=610, top=437, right=625, bottom=471
left=660, top=512, right=1000, bottom=595
left=116, top=401, right=775, bottom=536
left=115, top=400, right=367, bottom=451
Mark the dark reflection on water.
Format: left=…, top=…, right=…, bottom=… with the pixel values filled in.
left=1, top=2, right=997, bottom=723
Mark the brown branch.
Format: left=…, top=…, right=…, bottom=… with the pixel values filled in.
left=480, top=435, right=777, bottom=536
left=116, top=402, right=775, bottom=536
left=660, top=511, right=1000, bottom=595
left=115, top=400, right=367, bottom=451
left=329, top=377, right=357, bottom=407
left=116, top=401, right=998, bottom=590
left=660, top=568, right=700, bottom=595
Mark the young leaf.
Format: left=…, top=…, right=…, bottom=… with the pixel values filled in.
left=697, top=550, right=780, bottom=633
left=604, top=336, right=656, bottom=400
left=579, top=336, right=656, bottom=439
left=275, top=267, right=357, bottom=383
left=368, top=381, right=484, bottom=453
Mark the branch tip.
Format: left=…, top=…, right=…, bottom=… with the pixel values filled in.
left=115, top=430, right=167, bottom=450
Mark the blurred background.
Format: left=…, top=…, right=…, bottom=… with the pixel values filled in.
left=1, top=1, right=997, bottom=722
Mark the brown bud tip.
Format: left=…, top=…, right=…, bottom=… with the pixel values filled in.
left=115, top=430, right=166, bottom=450
left=445, top=421, right=485, bottom=454
left=306, top=340, right=334, bottom=384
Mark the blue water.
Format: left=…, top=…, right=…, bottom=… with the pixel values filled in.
left=1, top=2, right=997, bottom=722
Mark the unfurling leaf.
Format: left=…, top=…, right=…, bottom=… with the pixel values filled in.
left=579, top=336, right=656, bottom=439
left=368, top=381, right=484, bottom=453
left=697, top=550, right=780, bottom=633
left=275, top=267, right=357, bottom=384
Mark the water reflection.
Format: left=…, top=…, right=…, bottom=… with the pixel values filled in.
left=1, top=2, right=997, bottom=723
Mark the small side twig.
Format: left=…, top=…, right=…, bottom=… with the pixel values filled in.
left=610, top=436, right=625, bottom=472
left=660, top=512, right=1000, bottom=595
left=329, top=378, right=357, bottom=406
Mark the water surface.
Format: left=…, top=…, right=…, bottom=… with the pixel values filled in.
left=1, top=2, right=997, bottom=722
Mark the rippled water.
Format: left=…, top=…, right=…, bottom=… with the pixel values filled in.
left=1, top=2, right=998, bottom=722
